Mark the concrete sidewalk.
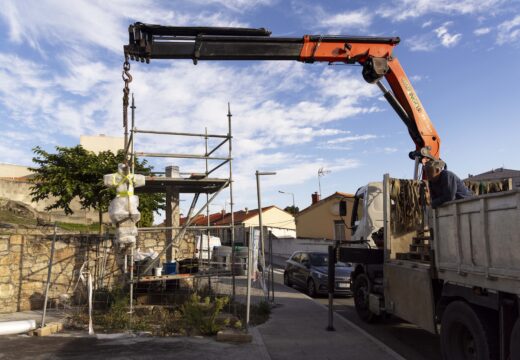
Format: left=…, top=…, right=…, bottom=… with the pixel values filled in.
left=256, top=281, right=402, bottom=360
left=0, top=282, right=401, bottom=359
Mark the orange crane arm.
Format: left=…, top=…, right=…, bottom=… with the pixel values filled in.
left=125, top=23, right=440, bottom=161
left=298, top=36, right=440, bottom=160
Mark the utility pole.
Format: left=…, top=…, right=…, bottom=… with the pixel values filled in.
left=256, top=170, right=276, bottom=301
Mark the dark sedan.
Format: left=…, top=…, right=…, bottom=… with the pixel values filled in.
left=283, top=251, right=353, bottom=297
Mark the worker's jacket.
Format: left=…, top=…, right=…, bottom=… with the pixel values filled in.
left=429, top=170, right=473, bottom=208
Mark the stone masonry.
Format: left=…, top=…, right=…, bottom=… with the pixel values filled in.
left=0, top=229, right=122, bottom=313
left=0, top=228, right=199, bottom=314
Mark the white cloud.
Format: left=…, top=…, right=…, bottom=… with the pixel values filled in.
left=378, top=0, right=504, bottom=21
left=0, top=0, right=248, bottom=54
left=474, top=27, right=492, bottom=36
left=422, top=20, right=433, bottom=28
left=434, top=22, right=462, bottom=47
left=327, top=134, right=378, bottom=144
left=291, top=3, right=373, bottom=32
left=187, top=0, right=275, bottom=12
left=318, top=9, right=373, bottom=32
left=407, top=22, right=462, bottom=51
left=497, top=15, right=520, bottom=44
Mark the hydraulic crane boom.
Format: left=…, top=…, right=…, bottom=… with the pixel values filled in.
left=124, top=22, right=440, bottom=163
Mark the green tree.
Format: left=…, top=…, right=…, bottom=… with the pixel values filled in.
left=30, top=145, right=164, bottom=232
left=284, top=205, right=299, bottom=215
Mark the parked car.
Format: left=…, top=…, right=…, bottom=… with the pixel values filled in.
left=283, top=251, right=353, bottom=297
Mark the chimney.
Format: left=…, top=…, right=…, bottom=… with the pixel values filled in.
left=221, top=209, right=226, bottom=218
left=311, top=192, right=320, bottom=204
left=244, top=207, right=248, bottom=214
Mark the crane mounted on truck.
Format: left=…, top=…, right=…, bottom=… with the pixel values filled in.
left=123, top=23, right=520, bottom=360
left=124, top=22, right=441, bottom=177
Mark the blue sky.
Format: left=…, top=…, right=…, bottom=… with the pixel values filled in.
left=1, top=0, right=519, bottom=216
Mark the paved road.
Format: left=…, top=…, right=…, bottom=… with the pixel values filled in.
left=271, top=268, right=442, bottom=360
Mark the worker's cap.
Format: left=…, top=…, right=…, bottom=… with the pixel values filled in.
left=424, top=159, right=445, bottom=171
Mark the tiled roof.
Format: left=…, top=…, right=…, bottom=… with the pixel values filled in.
left=180, top=205, right=281, bottom=226
left=465, top=168, right=520, bottom=182
left=297, top=191, right=354, bottom=216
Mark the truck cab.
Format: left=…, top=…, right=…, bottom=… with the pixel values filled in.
left=350, top=182, right=385, bottom=248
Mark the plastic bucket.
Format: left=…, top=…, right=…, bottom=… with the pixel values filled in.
left=154, top=267, right=162, bottom=276
left=163, top=262, right=177, bottom=275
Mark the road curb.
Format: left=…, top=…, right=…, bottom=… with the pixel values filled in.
left=249, top=326, right=272, bottom=360
left=301, top=290, right=406, bottom=360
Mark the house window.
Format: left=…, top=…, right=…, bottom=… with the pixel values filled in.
left=334, top=220, right=346, bottom=240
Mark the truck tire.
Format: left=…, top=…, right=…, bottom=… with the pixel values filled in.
left=353, top=273, right=379, bottom=323
left=440, top=301, right=498, bottom=360
left=510, top=318, right=520, bottom=359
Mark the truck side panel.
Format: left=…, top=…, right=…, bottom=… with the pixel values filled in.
left=384, top=262, right=437, bottom=333
left=434, top=190, right=520, bottom=291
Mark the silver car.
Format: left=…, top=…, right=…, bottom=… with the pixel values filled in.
left=283, top=251, right=353, bottom=297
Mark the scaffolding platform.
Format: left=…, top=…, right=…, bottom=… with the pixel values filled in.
left=136, top=176, right=229, bottom=194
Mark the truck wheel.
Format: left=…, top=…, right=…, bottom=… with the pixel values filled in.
left=353, top=273, right=379, bottom=323
left=441, top=301, right=497, bottom=360
left=283, top=272, right=292, bottom=287
left=510, top=318, right=520, bottom=359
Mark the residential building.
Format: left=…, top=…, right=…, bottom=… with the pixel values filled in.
left=465, top=167, right=520, bottom=189
left=182, top=206, right=296, bottom=245
left=296, top=192, right=355, bottom=241
left=80, top=134, right=124, bottom=154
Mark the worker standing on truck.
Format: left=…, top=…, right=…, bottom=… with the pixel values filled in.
left=424, top=160, right=473, bottom=208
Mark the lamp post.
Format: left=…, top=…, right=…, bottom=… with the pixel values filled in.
left=255, top=170, right=276, bottom=301
left=278, top=190, right=295, bottom=215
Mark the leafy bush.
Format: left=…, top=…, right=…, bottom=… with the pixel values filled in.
left=181, top=294, right=229, bottom=335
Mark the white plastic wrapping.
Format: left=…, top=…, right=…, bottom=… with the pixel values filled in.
left=116, top=225, right=138, bottom=245
left=103, top=173, right=146, bottom=195
left=104, top=164, right=146, bottom=248
left=135, top=248, right=159, bottom=261
left=108, top=196, right=140, bottom=224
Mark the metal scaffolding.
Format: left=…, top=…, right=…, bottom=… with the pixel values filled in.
left=123, top=97, right=237, bottom=300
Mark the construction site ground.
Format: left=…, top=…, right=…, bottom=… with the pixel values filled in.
left=0, top=278, right=401, bottom=360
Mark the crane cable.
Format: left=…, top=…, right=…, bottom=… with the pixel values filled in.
left=122, top=56, right=133, bottom=170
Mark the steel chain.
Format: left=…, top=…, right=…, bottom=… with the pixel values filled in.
left=122, top=57, right=132, bottom=128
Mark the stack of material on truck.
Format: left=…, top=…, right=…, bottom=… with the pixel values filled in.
left=389, top=179, right=431, bottom=262
left=464, top=178, right=512, bottom=195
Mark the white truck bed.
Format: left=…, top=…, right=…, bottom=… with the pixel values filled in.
left=433, top=190, right=520, bottom=294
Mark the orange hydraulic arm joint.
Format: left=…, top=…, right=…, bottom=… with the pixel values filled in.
left=299, top=36, right=440, bottom=161
left=125, top=23, right=440, bottom=162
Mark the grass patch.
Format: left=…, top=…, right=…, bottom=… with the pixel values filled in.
left=0, top=210, right=37, bottom=226
left=72, top=288, right=234, bottom=336
left=56, top=222, right=103, bottom=233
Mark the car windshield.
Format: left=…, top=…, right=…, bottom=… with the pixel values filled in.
left=309, top=253, right=328, bottom=266
left=309, top=253, right=350, bottom=267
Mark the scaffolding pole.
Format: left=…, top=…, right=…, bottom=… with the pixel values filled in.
left=228, top=103, right=236, bottom=301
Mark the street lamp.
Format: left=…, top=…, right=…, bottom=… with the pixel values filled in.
left=247, top=170, right=276, bottom=323
left=318, top=167, right=331, bottom=197
left=278, top=190, right=295, bottom=215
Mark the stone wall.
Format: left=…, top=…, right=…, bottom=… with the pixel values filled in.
left=0, top=229, right=121, bottom=314
left=137, top=230, right=198, bottom=262
left=0, top=228, right=201, bottom=314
